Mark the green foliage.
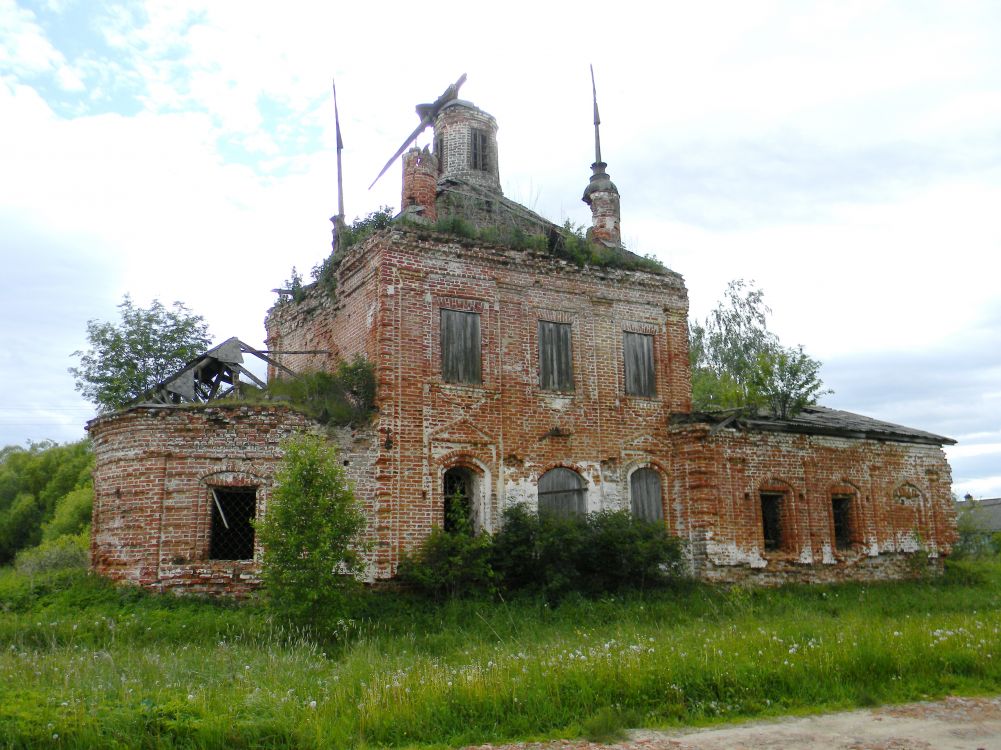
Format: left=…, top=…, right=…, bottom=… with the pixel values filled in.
left=261, top=357, right=376, bottom=427
left=41, top=485, right=92, bottom=541
left=255, top=435, right=367, bottom=624
left=70, top=295, right=211, bottom=411
left=690, top=279, right=829, bottom=416
left=396, top=495, right=494, bottom=600
left=432, top=213, right=478, bottom=239
left=2, top=559, right=1001, bottom=747
left=750, top=345, right=830, bottom=419
left=551, top=220, right=667, bottom=273
left=0, top=440, right=93, bottom=563
left=14, top=531, right=89, bottom=577
left=399, top=505, right=684, bottom=602
left=310, top=207, right=396, bottom=296
left=491, top=506, right=685, bottom=601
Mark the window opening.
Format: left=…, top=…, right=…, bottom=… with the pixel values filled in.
left=538, top=468, right=586, bottom=517
left=443, top=467, right=474, bottom=534
left=760, top=492, right=783, bottom=552
left=435, top=136, right=444, bottom=174
left=623, top=332, right=655, bottom=396
left=630, top=468, right=664, bottom=523
left=538, top=320, right=574, bottom=391
left=209, top=487, right=257, bottom=560
left=470, top=129, right=489, bottom=171
left=832, top=494, right=853, bottom=550
left=441, top=309, right=482, bottom=384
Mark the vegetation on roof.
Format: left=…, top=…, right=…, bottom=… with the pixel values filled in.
left=242, top=356, right=376, bottom=428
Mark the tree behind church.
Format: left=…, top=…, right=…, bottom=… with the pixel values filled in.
left=70, top=295, right=211, bottom=411
left=690, top=279, right=829, bottom=417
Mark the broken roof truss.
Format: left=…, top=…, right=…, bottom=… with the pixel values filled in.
left=137, top=337, right=294, bottom=406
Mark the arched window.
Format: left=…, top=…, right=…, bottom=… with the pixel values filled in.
left=630, top=468, right=663, bottom=523
left=538, top=468, right=586, bottom=517
left=443, top=466, right=474, bottom=534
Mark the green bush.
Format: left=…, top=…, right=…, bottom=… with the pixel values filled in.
left=263, top=357, right=376, bottom=427
left=42, top=485, right=93, bottom=541
left=255, top=436, right=367, bottom=625
left=397, top=490, right=494, bottom=600
left=399, top=504, right=685, bottom=602
left=14, top=531, right=89, bottom=576
left=491, top=506, right=684, bottom=601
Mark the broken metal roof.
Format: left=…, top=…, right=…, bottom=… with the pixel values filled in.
left=135, top=337, right=294, bottom=406
left=671, top=404, right=956, bottom=446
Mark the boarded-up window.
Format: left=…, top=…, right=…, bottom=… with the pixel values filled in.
left=630, top=468, right=663, bottom=523
left=539, top=321, right=574, bottom=391
left=470, top=129, right=489, bottom=171
left=832, top=494, right=853, bottom=550
left=209, top=488, right=256, bottom=560
left=538, top=468, right=586, bottom=517
left=760, top=492, right=784, bottom=552
left=623, top=332, right=655, bottom=397
left=441, top=309, right=482, bottom=384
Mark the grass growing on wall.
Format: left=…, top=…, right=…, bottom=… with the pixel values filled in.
left=1, top=560, right=1001, bottom=748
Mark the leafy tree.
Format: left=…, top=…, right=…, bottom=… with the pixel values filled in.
left=0, top=439, right=93, bottom=563
left=690, top=279, right=829, bottom=416
left=255, top=435, right=366, bottom=623
left=70, top=295, right=211, bottom=411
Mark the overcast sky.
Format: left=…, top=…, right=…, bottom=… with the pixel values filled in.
left=2, top=0, right=999, bottom=498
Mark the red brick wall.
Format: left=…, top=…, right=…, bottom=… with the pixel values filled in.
left=88, top=404, right=377, bottom=595
left=668, top=423, right=956, bottom=584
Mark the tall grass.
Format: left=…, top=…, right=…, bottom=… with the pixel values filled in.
left=1, top=562, right=1000, bottom=748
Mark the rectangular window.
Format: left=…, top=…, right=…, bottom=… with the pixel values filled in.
left=538, top=320, right=574, bottom=391
left=470, top=129, right=488, bottom=171
left=441, top=309, right=482, bottom=384
left=623, top=331, right=656, bottom=396
left=760, top=492, right=783, bottom=552
left=832, top=494, right=853, bottom=550
left=435, top=136, right=444, bottom=174
left=209, top=488, right=257, bottom=560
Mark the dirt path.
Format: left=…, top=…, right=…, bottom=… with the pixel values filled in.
left=463, top=695, right=1001, bottom=750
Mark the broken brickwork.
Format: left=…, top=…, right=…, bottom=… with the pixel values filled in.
left=89, top=404, right=377, bottom=595
left=669, top=421, right=955, bottom=584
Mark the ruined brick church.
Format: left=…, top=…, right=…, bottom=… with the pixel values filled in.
left=88, top=80, right=957, bottom=594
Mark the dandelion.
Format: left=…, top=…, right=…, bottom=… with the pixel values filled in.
left=308, top=700, right=317, bottom=709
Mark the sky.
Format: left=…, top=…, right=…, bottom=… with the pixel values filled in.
left=1, top=0, right=999, bottom=498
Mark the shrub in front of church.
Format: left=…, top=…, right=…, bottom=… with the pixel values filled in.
left=398, top=505, right=684, bottom=601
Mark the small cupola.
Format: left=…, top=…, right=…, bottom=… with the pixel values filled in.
left=433, top=100, right=502, bottom=194
left=581, top=67, right=621, bottom=247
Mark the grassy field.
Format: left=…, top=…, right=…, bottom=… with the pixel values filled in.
left=1, top=561, right=1000, bottom=748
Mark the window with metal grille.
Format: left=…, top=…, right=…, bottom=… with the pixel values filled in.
left=470, top=129, right=488, bottom=171
left=538, top=321, right=574, bottom=391
left=538, top=468, right=586, bottom=517
left=209, top=487, right=257, bottom=560
left=832, top=494, right=853, bottom=550
left=623, top=332, right=655, bottom=397
left=760, top=492, right=784, bottom=552
left=630, top=468, right=663, bottom=523
left=441, top=309, right=482, bottom=384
